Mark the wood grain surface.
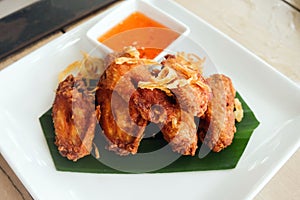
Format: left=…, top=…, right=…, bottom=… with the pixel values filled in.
left=286, top=0, right=300, bottom=10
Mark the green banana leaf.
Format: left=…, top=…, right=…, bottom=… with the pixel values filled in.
left=39, top=93, right=259, bottom=173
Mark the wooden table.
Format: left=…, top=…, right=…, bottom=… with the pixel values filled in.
left=0, top=0, right=299, bottom=199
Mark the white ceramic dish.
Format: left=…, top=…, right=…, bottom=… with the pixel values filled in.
left=86, top=0, right=190, bottom=54
left=0, top=0, right=299, bottom=200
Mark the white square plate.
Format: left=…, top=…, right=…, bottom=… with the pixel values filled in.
left=0, top=0, right=299, bottom=200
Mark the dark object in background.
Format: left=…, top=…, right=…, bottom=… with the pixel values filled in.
left=0, top=0, right=118, bottom=61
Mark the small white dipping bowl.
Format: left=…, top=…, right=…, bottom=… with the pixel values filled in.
left=86, top=0, right=190, bottom=57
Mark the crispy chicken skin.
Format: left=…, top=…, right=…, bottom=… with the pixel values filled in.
left=128, top=54, right=209, bottom=155
left=171, top=79, right=210, bottom=117
left=52, top=75, right=97, bottom=161
left=97, top=88, right=147, bottom=155
left=96, top=51, right=153, bottom=155
left=129, top=88, right=180, bottom=124
left=162, top=55, right=211, bottom=117
left=52, top=47, right=241, bottom=160
left=100, top=52, right=153, bottom=102
left=161, top=111, right=197, bottom=156
left=130, top=88, right=197, bottom=156
left=198, top=74, right=236, bottom=152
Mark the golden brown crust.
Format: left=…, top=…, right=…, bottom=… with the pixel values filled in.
left=52, top=48, right=240, bottom=160
left=99, top=53, right=153, bottom=101
left=97, top=88, right=147, bottom=155
left=161, top=111, right=198, bottom=156
left=129, top=88, right=179, bottom=124
left=96, top=50, right=237, bottom=156
left=171, top=77, right=210, bottom=117
left=96, top=52, right=152, bottom=155
left=161, top=55, right=210, bottom=117
left=52, top=75, right=96, bottom=161
left=130, top=88, right=197, bottom=156
left=198, top=74, right=236, bottom=152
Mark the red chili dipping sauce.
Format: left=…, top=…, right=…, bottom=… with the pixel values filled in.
left=98, top=12, right=180, bottom=59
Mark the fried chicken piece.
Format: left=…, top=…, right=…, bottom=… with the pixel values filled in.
left=130, top=88, right=198, bottom=156
left=99, top=51, right=155, bottom=102
left=161, top=54, right=211, bottom=117
left=52, top=75, right=97, bottom=161
left=97, top=88, right=147, bottom=155
left=130, top=88, right=180, bottom=124
left=161, top=111, right=197, bottom=156
left=198, top=74, right=236, bottom=152
left=171, top=76, right=210, bottom=117
left=96, top=49, right=156, bottom=155
left=133, top=54, right=210, bottom=155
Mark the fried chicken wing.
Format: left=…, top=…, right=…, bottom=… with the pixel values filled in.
left=130, top=88, right=180, bottom=124
left=130, top=88, right=197, bottom=156
left=198, top=74, right=236, bottom=152
left=52, top=47, right=242, bottom=161
left=161, top=111, right=197, bottom=156
left=133, top=54, right=210, bottom=155
left=97, top=88, right=147, bottom=155
left=99, top=49, right=156, bottom=101
left=52, top=75, right=97, bottom=161
left=96, top=48, right=155, bottom=155
left=161, top=54, right=211, bottom=117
